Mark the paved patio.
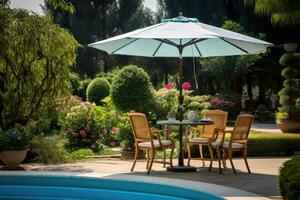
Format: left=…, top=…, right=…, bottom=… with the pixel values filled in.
left=23, top=156, right=288, bottom=200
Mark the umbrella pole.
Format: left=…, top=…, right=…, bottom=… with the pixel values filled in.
left=178, top=48, right=184, bottom=167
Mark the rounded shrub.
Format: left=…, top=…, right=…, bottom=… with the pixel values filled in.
left=111, top=65, right=154, bottom=112
left=86, top=77, right=110, bottom=105
left=279, top=155, right=300, bottom=200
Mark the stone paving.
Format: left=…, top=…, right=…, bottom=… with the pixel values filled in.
left=24, top=156, right=289, bottom=200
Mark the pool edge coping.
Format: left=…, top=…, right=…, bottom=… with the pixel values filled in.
left=0, top=171, right=271, bottom=200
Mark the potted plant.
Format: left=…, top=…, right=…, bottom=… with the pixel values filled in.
left=276, top=52, right=300, bottom=133
left=0, top=127, right=31, bottom=170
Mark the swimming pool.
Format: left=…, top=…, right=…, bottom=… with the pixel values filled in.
left=0, top=174, right=224, bottom=200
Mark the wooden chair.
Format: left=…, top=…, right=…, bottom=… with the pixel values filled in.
left=128, top=112, right=175, bottom=174
left=187, top=110, right=228, bottom=173
left=221, top=114, right=254, bottom=174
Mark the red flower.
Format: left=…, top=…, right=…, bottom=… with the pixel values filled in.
left=182, top=82, right=191, bottom=90
left=164, top=82, right=174, bottom=90
left=111, top=127, right=117, bottom=133
left=79, top=130, right=86, bottom=137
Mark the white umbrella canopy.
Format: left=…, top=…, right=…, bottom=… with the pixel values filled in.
left=88, top=15, right=273, bottom=58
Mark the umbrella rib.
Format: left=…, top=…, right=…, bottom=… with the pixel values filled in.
left=220, top=38, right=249, bottom=53
left=111, top=38, right=139, bottom=54
left=155, top=39, right=178, bottom=47
left=183, top=38, right=207, bottom=48
left=194, top=44, right=203, bottom=57
left=152, top=41, right=163, bottom=57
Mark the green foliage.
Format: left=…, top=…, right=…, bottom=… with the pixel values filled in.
left=70, top=72, right=81, bottom=95
left=245, top=0, right=300, bottom=26
left=0, top=127, right=32, bottom=151
left=278, top=53, right=300, bottom=120
left=279, top=155, right=300, bottom=200
left=59, top=102, right=104, bottom=152
left=79, top=78, right=92, bottom=100
left=247, top=132, right=300, bottom=156
left=70, top=148, right=94, bottom=160
left=30, top=136, right=72, bottom=164
left=275, top=112, right=289, bottom=121
left=200, top=20, right=259, bottom=93
left=0, top=9, right=79, bottom=130
left=111, top=65, right=154, bottom=112
left=117, top=115, right=134, bottom=151
left=86, top=77, right=110, bottom=105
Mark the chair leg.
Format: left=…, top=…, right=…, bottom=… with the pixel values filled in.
left=216, top=147, right=222, bottom=174
left=222, top=149, right=227, bottom=169
left=243, top=148, right=251, bottom=173
left=131, top=144, right=139, bottom=172
left=199, top=144, right=205, bottom=167
left=170, top=145, right=175, bottom=169
left=163, top=149, right=166, bottom=168
left=208, top=144, right=213, bottom=172
left=228, top=149, right=236, bottom=174
left=147, top=148, right=156, bottom=174
left=146, top=149, right=150, bottom=169
left=187, top=143, right=191, bottom=166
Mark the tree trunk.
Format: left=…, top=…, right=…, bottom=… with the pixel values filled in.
left=258, top=72, right=266, bottom=105
left=246, top=73, right=253, bottom=99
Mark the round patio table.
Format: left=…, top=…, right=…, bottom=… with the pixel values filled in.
left=157, top=119, right=214, bottom=172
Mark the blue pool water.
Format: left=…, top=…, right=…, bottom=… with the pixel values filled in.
left=0, top=175, right=224, bottom=200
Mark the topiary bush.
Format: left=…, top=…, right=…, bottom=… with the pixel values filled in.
left=278, top=53, right=300, bottom=120
left=86, top=77, right=110, bottom=105
left=279, top=155, right=300, bottom=200
left=111, top=65, right=154, bottom=112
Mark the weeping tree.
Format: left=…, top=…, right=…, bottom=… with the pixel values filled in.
left=0, top=9, right=79, bottom=130
left=244, top=0, right=300, bottom=26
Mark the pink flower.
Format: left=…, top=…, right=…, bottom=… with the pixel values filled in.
left=164, top=82, right=174, bottom=90
left=79, top=130, right=86, bottom=137
left=182, top=82, right=191, bottom=90
left=110, top=141, right=116, bottom=147
left=111, top=127, right=119, bottom=134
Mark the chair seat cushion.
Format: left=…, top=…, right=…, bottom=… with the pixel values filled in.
left=188, top=137, right=210, bottom=143
left=211, top=139, right=222, bottom=148
left=138, top=139, right=172, bottom=148
left=222, top=142, right=244, bottom=149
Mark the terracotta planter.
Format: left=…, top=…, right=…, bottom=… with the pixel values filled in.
left=277, top=120, right=300, bottom=133
left=120, top=150, right=145, bottom=160
left=0, top=148, right=29, bottom=170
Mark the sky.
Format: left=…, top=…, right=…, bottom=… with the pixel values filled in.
left=10, top=0, right=158, bottom=15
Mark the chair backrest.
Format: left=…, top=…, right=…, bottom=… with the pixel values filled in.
left=128, top=112, right=152, bottom=142
left=231, top=114, right=254, bottom=143
left=202, top=110, right=228, bottom=138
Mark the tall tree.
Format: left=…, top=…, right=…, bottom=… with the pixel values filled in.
left=45, top=0, right=144, bottom=77
left=0, top=8, right=79, bottom=129
left=244, top=0, right=300, bottom=27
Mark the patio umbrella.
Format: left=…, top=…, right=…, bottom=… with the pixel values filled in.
left=88, top=13, right=273, bottom=172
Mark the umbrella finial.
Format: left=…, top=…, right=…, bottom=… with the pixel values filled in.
left=178, top=12, right=183, bottom=17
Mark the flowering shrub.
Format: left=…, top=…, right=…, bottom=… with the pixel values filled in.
left=164, top=82, right=174, bottom=90
left=59, top=102, right=104, bottom=152
left=182, top=82, right=191, bottom=90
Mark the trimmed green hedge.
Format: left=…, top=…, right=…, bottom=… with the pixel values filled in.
left=247, top=132, right=300, bottom=156
left=189, top=131, right=300, bottom=157
left=279, top=155, right=300, bottom=200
